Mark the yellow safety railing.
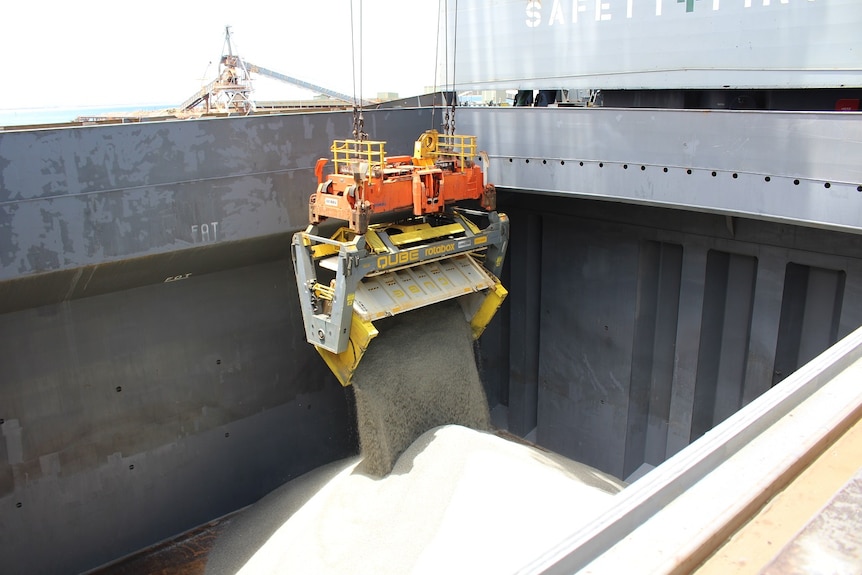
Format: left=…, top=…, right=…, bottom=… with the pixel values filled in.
left=331, top=139, right=386, bottom=177
left=433, top=134, right=477, bottom=173
left=312, top=282, right=335, bottom=301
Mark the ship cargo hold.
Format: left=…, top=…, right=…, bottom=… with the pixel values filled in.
left=2, top=0, right=862, bottom=573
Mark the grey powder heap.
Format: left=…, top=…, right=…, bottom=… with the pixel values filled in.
left=207, top=425, right=625, bottom=575
left=351, top=300, right=491, bottom=475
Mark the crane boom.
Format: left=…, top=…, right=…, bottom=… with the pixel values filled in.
left=178, top=27, right=375, bottom=113
left=243, top=61, right=372, bottom=107
left=178, top=79, right=219, bottom=111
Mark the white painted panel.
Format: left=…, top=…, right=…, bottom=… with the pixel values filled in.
left=448, top=0, right=862, bottom=90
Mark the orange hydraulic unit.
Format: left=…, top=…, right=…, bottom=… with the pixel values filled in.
left=309, top=130, right=496, bottom=233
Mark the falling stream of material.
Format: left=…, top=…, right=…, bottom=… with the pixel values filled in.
left=351, top=300, right=491, bottom=476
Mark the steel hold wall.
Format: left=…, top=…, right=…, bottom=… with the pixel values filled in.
left=463, top=104, right=862, bottom=480
left=485, top=194, right=862, bottom=480
left=0, top=109, right=436, bottom=574
left=0, top=107, right=435, bottom=313
left=0, top=261, right=356, bottom=574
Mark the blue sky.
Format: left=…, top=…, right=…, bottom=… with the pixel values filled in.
left=3, top=0, right=443, bottom=109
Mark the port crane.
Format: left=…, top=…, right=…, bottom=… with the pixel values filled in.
left=180, top=26, right=371, bottom=114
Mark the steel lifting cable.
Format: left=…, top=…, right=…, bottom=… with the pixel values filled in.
left=358, top=0, right=366, bottom=140
left=348, top=0, right=368, bottom=211
left=449, top=0, right=459, bottom=136
left=443, top=0, right=449, bottom=134
left=350, top=0, right=367, bottom=141
left=432, top=0, right=443, bottom=133
left=350, top=0, right=356, bottom=135
left=441, top=0, right=459, bottom=136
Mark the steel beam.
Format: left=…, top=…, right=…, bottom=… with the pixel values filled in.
left=459, top=107, right=862, bottom=234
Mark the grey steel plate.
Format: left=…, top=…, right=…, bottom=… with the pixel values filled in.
left=458, top=107, right=862, bottom=234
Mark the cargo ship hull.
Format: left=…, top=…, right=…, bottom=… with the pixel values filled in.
left=3, top=104, right=862, bottom=573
